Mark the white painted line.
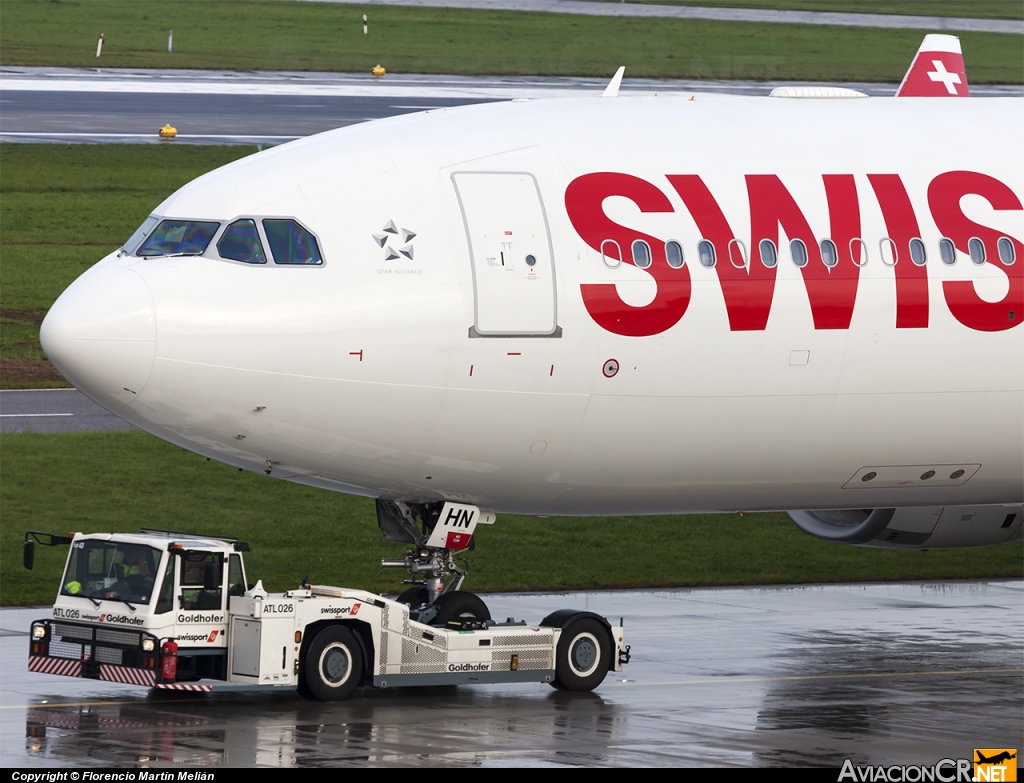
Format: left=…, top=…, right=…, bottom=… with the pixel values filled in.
left=0, top=413, right=73, bottom=417
left=0, top=77, right=597, bottom=100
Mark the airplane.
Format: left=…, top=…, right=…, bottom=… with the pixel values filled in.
left=975, top=751, right=1017, bottom=765
left=38, top=33, right=1022, bottom=569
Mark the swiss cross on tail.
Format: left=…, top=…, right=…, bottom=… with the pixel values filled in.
left=424, top=502, right=496, bottom=551
left=896, top=34, right=969, bottom=97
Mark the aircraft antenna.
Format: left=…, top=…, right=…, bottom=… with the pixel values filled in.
left=602, top=66, right=625, bottom=98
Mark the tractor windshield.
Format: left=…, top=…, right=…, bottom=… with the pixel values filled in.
left=60, top=540, right=163, bottom=606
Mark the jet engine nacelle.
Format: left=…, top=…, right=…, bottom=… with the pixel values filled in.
left=788, top=505, right=1023, bottom=549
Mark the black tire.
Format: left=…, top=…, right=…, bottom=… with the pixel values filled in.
left=430, top=591, right=491, bottom=627
left=396, top=587, right=430, bottom=609
left=552, top=619, right=611, bottom=692
left=302, top=625, right=364, bottom=701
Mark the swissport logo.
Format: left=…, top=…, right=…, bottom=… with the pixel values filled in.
left=320, top=603, right=361, bottom=616
left=177, top=630, right=220, bottom=643
left=98, top=613, right=144, bottom=626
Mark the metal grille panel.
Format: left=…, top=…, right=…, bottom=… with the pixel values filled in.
left=492, top=632, right=554, bottom=647
left=491, top=649, right=552, bottom=671
left=49, top=640, right=83, bottom=660
left=54, top=623, right=93, bottom=641
left=401, top=638, right=446, bottom=667
left=95, top=628, right=140, bottom=646
left=95, top=646, right=123, bottom=665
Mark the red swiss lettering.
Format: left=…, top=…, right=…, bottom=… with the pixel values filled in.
left=668, top=175, right=775, bottom=331
left=566, top=173, right=691, bottom=337
left=929, top=171, right=1023, bottom=332
left=867, top=174, right=929, bottom=328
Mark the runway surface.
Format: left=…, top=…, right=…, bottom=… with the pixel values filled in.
left=2, top=67, right=1020, bottom=145
left=3, top=580, right=1021, bottom=767
left=301, top=0, right=1024, bottom=35
left=0, top=389, right=131, bottom=434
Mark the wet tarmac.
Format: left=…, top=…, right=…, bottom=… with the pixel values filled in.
left=0, top=389, right=131, bottom=434
left=2, top=67, right=1020, bottom=145
left=3, top=580, right=1022, bottom=767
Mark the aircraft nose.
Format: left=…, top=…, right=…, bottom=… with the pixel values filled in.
left=40, top=264, right=156, bottom=410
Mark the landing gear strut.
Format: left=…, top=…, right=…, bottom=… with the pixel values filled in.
left=376, top=500, right=493, bottom=626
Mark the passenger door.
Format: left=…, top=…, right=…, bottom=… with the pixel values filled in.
left=452, top=172, right=558, bottom=336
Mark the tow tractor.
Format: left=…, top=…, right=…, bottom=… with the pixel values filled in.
left=24, top=501, right=629, bottom=700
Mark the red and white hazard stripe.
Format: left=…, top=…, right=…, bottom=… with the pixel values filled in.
left=28, top=655, right=82, bottom=678
left=99, top=664, right=156, bottom=686
left=153, top=683, right=213, bottom=692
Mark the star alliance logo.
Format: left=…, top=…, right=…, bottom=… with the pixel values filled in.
left=372, top=220, right=416, bottom=261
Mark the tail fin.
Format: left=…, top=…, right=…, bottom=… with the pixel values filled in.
left=896, top=34, right=969, bottom=97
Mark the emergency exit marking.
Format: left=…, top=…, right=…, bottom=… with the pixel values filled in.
left=350, top=350, right=363, bottom=361
left=507, top=352, right=521, bottom=356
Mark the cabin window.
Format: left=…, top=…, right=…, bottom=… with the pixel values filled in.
left=263, top=219, right=323, bottom=265
left=665, top=241, right=684, bottom=268
left=909, top=237, right=927, bottom=266
left=217, top=219, right=267, bottom=264
left=790, top=239, right=808, bottom=268
left=997, top=237, right=1016, bottom=265
left=228, top=554, right=246, bottom=598
left=697, top=240, right=716, bottom=268
left=820, top=239, right=839, bottom=268
left=849, top=238, right=868, bottom=267
left=759, top=239, right=778, bottom=268
left=180, top=552, right=224, bottom=611
left=939, top=237, right=957, bottom=265
left=728, top=238, right=748, bottom=269
left=600, top=239, right=621, bottom=269
left=631, top=240, right=652, bottom=269
left=137, top=220, right=220, bottom=258
left=155, top=555, right=175, bottom=614
left=124, top=216, right=159, bottom=255
left=968, top=237, right=986, bottom=265
left=879, top=238, right=898, bottom=266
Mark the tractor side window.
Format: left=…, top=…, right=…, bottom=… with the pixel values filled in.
left=228, top=554, right=246, bottom=598
left=155, top=555, right=175, bottom=614
left=180, top=552, right=224, bottom=611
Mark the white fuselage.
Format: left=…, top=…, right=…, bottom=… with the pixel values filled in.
left=41, top=94, right=1024, bottom=515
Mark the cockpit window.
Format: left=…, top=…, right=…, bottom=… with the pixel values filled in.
left=137, top=219, right=220, bottom=257
left=217, top=219, right=267, bottom=264
left=263, top=219, right=323, bottom=265
left=123, top=216, right=159, bottom=254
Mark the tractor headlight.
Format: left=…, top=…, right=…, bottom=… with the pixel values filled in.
left=32, top=624, right=47, bottom=640
left=142, top=638, right=156, bottom=652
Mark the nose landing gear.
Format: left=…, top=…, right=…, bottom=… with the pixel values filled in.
left=376, top=500, right=494, bottom=627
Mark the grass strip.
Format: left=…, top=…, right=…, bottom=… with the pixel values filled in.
left=2, top=431, right=1020, bottom=606
left=0, top=1, right=1020, bottom=82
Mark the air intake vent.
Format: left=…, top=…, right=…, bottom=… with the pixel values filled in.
left=770, top=86, right=868, bottom=98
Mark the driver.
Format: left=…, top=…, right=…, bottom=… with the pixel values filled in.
left=121, top=549, right=155, bottom=599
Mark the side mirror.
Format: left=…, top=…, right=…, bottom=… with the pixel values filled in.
left=23, top=540, right=35, bottom=570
